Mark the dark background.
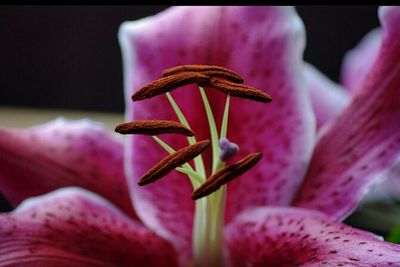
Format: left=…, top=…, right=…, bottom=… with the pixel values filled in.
left=0, top=6, right=380, bottom=211
left=0, top=6, right=380, bottom=113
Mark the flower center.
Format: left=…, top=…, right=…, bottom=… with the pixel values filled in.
left=115, top=65, right=271, bottom=267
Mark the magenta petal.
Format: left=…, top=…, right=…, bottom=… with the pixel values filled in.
left=341, top=28, right=381, bottom=94
left=119, top=7, right=223, bottom=263
left=215, top=7, right=315, bottom=222
left=119, top=7, right=315, bottom=259
left=0, top=188, right=177, bottom=267
left=294, top=6, right=400, bottom=219
left=0, top=118, right=137, bottom=219
left=225, top=207, right=400, bottom=266
left=303, top=63, right=351, bottom=129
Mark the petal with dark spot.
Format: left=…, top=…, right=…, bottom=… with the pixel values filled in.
left=119, top=7, right=315, bottom=262
left=0, top=118, right=137, bottom=220
left=225, top=207, right=400, bottom=267
left=294, top=6, right=400, bottom=220
left=0, top=188, right=177, bottom=267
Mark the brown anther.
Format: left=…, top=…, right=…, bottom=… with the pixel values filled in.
left=207, top=78, right=272, bottom=103
left=115, top=120, right=195, bottom=136
left=192, top=152, right=263, bottom=200
left=162, top=65, right=244, bottom=83
left=139, top=139, right=211, bottom=186
left=132, top=72, right=209, bottom=101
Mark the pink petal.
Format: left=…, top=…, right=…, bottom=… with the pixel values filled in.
left=225, top=207, right=400, bottom=266
left=303, top=63, right=351, bottom=129
left=119, top=7, right=221, bottom=263
left=119, top=7, right=315, bottom=260
left=0, top=118, right=137, bottom=219
left=294, top=6, right=400, bottom=220
left=217, top=7, right=315, bottom=222
left=0, top=188, right=177, bottom=267
left=341, top=29, right=381, bottom=94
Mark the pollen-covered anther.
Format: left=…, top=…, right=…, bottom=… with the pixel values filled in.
left=139, top=139, right=211, bottom=186
left=207, top=77, right=272, bottom=103
left=132, top=72, right=210, bottom=101
left=115, top=120, right=195, bottom=136
left=162, top=65, right=244, bottom=83
left=192, top=152, right=263, bottom=200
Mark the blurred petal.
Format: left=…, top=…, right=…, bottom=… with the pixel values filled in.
left=341, top=28, right=381, bottom=94
left=0, top=118, right=137, bottom=219
left=0, top=188, right=177, bottom=267
left=294, top=6, right=400, bottom=220
left=378, top=157, right=400, bottom=201
left=119, top=6, right=316, bottom=260
left=303, top=63, right=351, bottom=129
left=225, top=207, right=400, bottom=266
left=356, top=156, right=400, bottom=204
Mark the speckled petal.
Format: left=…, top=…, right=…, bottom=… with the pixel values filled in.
left=0, top=118, right=137, bottom=219
left=217, top=7, right=315, bottom=222
left=341, top=28, right=381, bottom=94
left=225, top=207, right=400, bottom=267
left=294, top=6, right=400, bottom=220
left=303, top=63, right=351, bottom=129
left=119, top=7, right=222, bottom=264
left=119, top=7, right=316, bottom=262
left=0, top=188, right=177, bottom=267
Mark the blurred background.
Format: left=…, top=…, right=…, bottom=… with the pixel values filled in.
left=2, top=6, right=400, bottom=243
left=0, top=6, right=380, bottom=113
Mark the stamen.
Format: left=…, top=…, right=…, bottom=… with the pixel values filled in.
left=162, top=64, right=244, bottom=83
left=115, top=120, right=195, bottom=136
left=138, top=139, right=211, bottom=186
left=192, top=152, right=262, bottom=200
left=132, top=72, right=209, bottom=101
left=207, top=77, right=272, bottom=103
left=219, top=138, right=239, bottom=161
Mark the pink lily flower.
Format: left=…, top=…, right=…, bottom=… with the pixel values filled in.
left=1, top=6, right=400, bottom=267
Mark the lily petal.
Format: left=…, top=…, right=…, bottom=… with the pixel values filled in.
left=341, top=28, right=381, bottom=94
left=294, top=6, right=400, bottom=220
left=225, top=207, right=400, bottom=266
left=119, top=7, right=222, bottom=263
left=303, top=63, right=351, bottom=129
left=218, top=7, right=315, bottom=222
left=119, top=7, right=315, bottom=260
left=0, top=187, right=177, bottom=267
left=0, top=118, right=137, bottom=219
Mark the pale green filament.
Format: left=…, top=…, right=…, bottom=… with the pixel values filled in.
left=199, top=87, right=220, bottom=174
left=166, top=92, right=206, bottom=179
left=208, top=94, right=230, bottom=266
left=152, top=136, right=201, bottom=185
left=220, top=95, right=231, bottom=140
left=152, top=91, right=232, bottom=267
